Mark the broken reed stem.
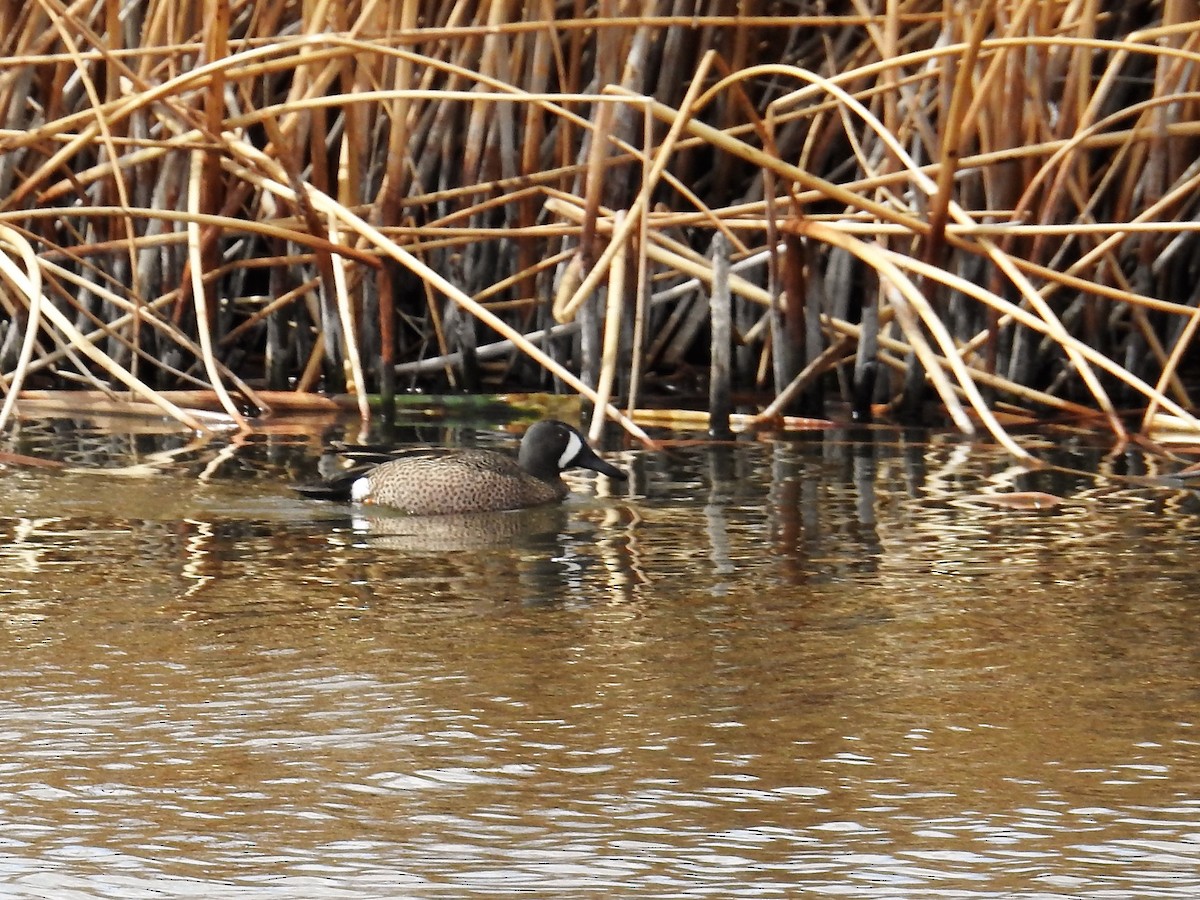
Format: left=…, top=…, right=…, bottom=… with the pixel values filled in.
left=589, top=210, right=627, bottom=443
left=757, top=336, right=855, bottom=423
left=708, top=232, right=733, bottom=438
left=327, top=212, right=370, bottom=423
left=186, top=149, right=249, bottom=428
left=625, top=108, right=653, bottom=418
left=0, top=224, right=43, bottom=432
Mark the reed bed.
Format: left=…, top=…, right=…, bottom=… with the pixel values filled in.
left=0, top=2, right=1199, bottom=460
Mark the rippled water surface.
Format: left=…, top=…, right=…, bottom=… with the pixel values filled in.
left=2, top=417, right=1200, bottom=898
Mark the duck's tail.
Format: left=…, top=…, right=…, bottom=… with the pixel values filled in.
left=290, top=468, right=368, bottom=502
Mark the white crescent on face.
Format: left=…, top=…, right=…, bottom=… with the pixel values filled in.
left=557, top=431, right=583, bottom=470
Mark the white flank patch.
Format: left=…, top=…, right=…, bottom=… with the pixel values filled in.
left=557, top=431, right=583, bottom=469
left=350, top=476, right=372, bottom=503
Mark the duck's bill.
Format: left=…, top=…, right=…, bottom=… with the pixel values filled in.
left=576, top=446, right=627, bottom=480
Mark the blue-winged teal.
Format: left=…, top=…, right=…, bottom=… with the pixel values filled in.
left=294, top=419, right=626, bottom=515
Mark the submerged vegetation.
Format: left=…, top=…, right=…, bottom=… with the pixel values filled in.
left=0, top=2, right=1198, bottom=460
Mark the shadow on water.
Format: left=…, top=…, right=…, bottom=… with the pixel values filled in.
left=2, top=416, right=1200, bottom=897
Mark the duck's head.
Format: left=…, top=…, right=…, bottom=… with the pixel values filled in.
left=518, top=420, right=627, bottom=482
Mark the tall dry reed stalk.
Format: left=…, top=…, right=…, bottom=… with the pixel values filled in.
left=0, top=2, right=1197, bottom=459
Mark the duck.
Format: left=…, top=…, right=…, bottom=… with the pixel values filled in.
left=293, top=419, right=626, bottom=515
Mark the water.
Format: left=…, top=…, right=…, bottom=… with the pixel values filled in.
left=1, top=417, right=1200, bottom=897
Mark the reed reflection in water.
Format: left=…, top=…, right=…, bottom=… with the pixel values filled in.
left=0, top=421, right=1199, bottom=897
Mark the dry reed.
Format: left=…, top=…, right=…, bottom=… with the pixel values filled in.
left=0, top=3, right=1197, bottom=460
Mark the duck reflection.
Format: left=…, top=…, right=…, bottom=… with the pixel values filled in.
left=340, top=504, right=568, bottom=554
left=325, top=503, right=604, bottom=606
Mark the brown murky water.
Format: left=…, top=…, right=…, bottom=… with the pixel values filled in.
left=2, top=418, right=1200, bottom=898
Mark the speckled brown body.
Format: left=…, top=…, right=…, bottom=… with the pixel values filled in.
left=294, top=419, right=626, bottom=515
left=358, top=449, right=567, bottom=514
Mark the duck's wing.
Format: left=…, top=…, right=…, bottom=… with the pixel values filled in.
left=329, top=442, right=470, bottom=466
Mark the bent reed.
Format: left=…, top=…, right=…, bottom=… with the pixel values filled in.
left=0, top=3, right=1198, bottom=460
